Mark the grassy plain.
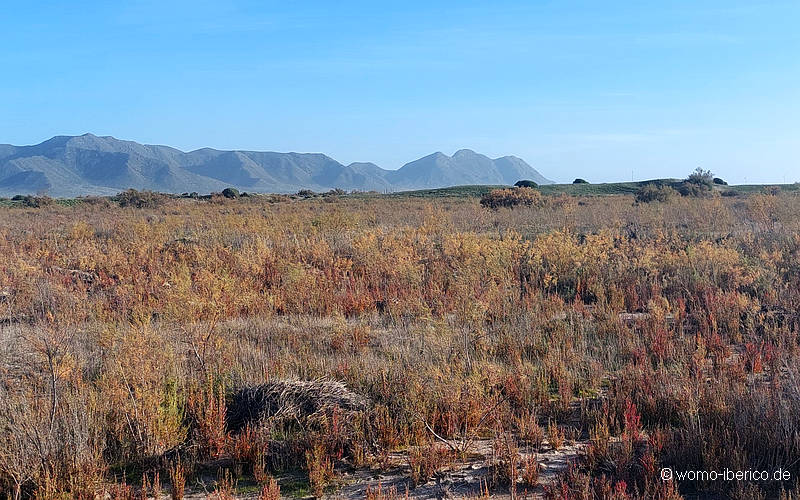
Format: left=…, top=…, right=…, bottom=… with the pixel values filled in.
left=1, top=187, right=799, bottom=499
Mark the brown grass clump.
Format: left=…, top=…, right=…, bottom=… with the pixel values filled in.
left=305, top=443, right=334, bottom=497
left=548, top=421, right=565, bottom=451
left=210, top=469, right=236, bottom=500
left=521, top=455, right=540, bottom=489
left=491, top=432, right=520, bottom=494
left=256, top=477, right=280, bottom=500
left=167, top=459, right=186, bottom=500
left=408, top=442, right=453, bottom=486
left=366, top=483, right=409, bottom=500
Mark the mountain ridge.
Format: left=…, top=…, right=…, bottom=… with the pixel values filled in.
left=0, top=134, right=554, bottom=197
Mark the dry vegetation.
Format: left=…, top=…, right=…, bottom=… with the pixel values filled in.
left=1, top=189, right=800, bottom=499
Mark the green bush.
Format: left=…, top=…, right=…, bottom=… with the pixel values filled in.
left=686, top=167, right=714, bottom=187
left=514, top=180, right=538, bottom=188
left=713, top=177, right=727, bottom=185
left=222, top=187, right=240, bottom=199
left=573, top=178, right=589, bottom=184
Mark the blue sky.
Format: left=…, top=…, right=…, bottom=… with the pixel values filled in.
left=1, top=1, right=798, bottom=183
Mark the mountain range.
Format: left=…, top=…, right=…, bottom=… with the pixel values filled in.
left=0, top=134, right=553, bottom=197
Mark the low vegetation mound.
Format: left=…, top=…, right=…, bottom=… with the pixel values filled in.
left=226, top=379, right=369, bottom=432
left=115, top=188, right=167, bottom=208
left=635, top=183, right=678, bottom=203
left=480, top=187, right=543, bottom=209
left=675, top=167, right=715, bottom=197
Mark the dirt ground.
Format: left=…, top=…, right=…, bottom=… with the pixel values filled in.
left=179, top=438, right=587, bottom=499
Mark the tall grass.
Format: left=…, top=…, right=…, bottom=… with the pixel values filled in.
left=1, top=192, right=799, bottom=498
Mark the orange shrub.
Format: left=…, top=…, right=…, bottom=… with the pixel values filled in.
left=480, top=187, right=544, bottom=209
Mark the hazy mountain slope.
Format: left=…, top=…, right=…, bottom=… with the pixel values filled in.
left=0, top=134, right=229, bottom=196
left=386, top=152, right=455, bottom=189
left=387, top=149, right=553, bottom=189
left=0, top=171, right=51, bottom=192
left=493, top=155, right=553, bottom=185
left=0, top=134, right=553, bottom=197
left=0, top=145, right=17, bottom=160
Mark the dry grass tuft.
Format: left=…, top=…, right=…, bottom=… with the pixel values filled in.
left=226, top=378, right=368, bottom=432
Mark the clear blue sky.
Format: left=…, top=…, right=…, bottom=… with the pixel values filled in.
left=1, top=1, right=798, bottom=183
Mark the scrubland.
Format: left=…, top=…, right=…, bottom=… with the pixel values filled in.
left=1, top=190, right=799, bottom=499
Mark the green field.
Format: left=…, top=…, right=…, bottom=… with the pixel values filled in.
left=386, top=179, right=800, bottom=198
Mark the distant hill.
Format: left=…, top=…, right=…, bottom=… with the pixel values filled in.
left=384, top=149, right=552, bottom=190
left=0, top=134, right=553, bottom=197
